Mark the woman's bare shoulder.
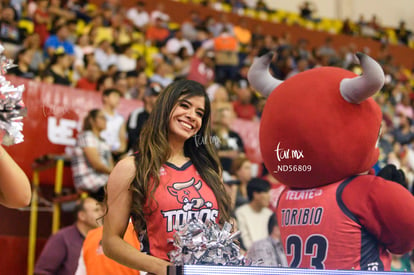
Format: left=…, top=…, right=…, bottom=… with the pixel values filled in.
left=107, top=156, right=137, bottom=189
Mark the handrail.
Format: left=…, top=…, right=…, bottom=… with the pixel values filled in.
left=27, top=154, right=72, bottom=275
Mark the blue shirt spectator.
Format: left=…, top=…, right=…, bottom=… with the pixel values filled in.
left=44, top=23, right=75, bottom=58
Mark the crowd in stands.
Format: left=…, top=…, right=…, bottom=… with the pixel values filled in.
left=1, top=0, right=414, bottom=271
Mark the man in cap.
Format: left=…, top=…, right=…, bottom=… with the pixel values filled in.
left=126, top=82, right=162, bottom=152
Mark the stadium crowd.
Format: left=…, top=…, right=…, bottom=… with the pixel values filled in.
left=1, top=0, right=414, bottom=272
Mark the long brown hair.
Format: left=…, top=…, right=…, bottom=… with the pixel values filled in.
left=131, top=79, right=231, bottom=233
left=82, top=109, right=101, bottom=131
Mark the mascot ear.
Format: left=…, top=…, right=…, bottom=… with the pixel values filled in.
left=247, top=52, right=283, bottom=97
left=339, top=53, right=385, bottom=104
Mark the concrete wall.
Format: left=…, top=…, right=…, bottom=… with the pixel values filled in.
left=265, top=0, right=414, bottom=30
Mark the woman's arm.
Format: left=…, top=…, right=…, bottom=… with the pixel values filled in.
left=83, top=147, right=112, bottom=174
left=102, top=157, right=171, bottom=275
left=0, top=146, right=31, bottom=208
left=116, top=122, right=127, bottom=154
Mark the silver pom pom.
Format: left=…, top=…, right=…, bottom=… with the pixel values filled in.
left=168, top=218, right=262, bottom=266
left=0, top=44, right=27, bottom=146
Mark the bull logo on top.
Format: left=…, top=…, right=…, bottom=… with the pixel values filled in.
left=167, top=178, right=213, bottom=211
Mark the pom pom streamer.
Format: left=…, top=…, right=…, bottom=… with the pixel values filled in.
left=0, top=44, right=26, bottom=145
left=168, top=218, right=263, bottom=266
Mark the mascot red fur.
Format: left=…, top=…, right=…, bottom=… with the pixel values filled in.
left=248, top=52, right=414, bottom=271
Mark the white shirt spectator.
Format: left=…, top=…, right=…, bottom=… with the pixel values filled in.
left=126, top=7, right=149, bottom=29
left=100, top=111, right=125, bottom=152
left=117, top=54, right=137, bottom=72
left=150, top=10, right=170, bottom=24
left=244, top=0, right=257, bottom=9
left=165, top=37, right=194, bottom=56
left=94, top=48, right=118, bottom=71
left=235, top=204, right=273, bottom=250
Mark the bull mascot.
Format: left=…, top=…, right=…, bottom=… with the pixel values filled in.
left=247, top=52, right=414, bottom=270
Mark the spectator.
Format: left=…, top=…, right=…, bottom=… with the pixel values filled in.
left=181, top=10, right=203, bottom=43
left=235, top=177, right=273, bottom=250
left=44, top=23, right=75, bottom=59
left=187, top=46, right=215, bottom=87
left=66, top=0, right=94, bottom=23
left=34, top=197, right=103, bottom=275
left=75, top=222, right=140, bottom=275
left=117, top=46, right=137, bottom=73
left=395, top=21, right=412, bottom=46
left=256, top=0, right=274, bottom=14
left=126, top=82, right=162, bottom=153
left=129, top=70, right=148, bottom=100
left=165, top=29, right=194, bottom=56
left=44, top=23, right=75, bottom=61
left=24, top=32, right=47, bottom=74
left=100, top=88, right=127, bottom=161
left=341, top=18, right=355, bottom=36
left=211, top=101, right=245, bottom=174
left=206, top=83, right=230, bottom=103
left=73, top=34, right=95, bottom=75
left=171, top=46, right=192, bottom=80
left=33, top=0, right=51, bottom=47
left=43, top=51, right=73, bottom=86
left=232, top=79, right=258, bottom=121
left=233, top=18, right=252, bottom=52
left=48, top=0, right=76, bottom=24
left=72, top=109, right=113, bottom=201
left=212, top=26, right=239, bottom=85
left=395, top=93, right=414, bottom=120
left=231, top=0, right=247, bottom=13
left=149, top=2, right=170, bottom=24
left=113, top=72, right=130, bottom=98
left=244, top=0, right=258, bottom=9
left=0, top=142, right=31, bottom=208
left=0, top=5, right=26, bottom=58
left=150, top=61, right=174, bottom=88
left=247, top=213, right=288, bottom=267
left=145, top=16, right=170, bottom=48
left=286, top=57, right=309, bottom=79
left=212, top=13, right=234, bottom=37
left=299, top=1, right=318, bottom=21
left=294, top=38, right=312, bottom=61
left=230, top=156, right=253, bottom=209
left=76, top=62, right=101, bottom=91
left=8, top=48, right=40, bottom=80
left=110, top=13, right=134, bottom=51
left=94, top=40, right=118, bottom=72
left=392, top=114, right=414, bottom=145
left=96, top=74, right=114, bottom=92
left=316, top=36, right=338, bottom=66
left=126, top=1, right=149, bottom=32
left=367, top=14, right=384, bottom=40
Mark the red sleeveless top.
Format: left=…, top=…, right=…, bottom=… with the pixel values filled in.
left=144, top=161, right=219, bottom=261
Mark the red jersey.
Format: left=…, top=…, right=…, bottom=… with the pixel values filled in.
left=144, top=161, right=219, bottom=261
left=277, top=175, right=414, bottom=271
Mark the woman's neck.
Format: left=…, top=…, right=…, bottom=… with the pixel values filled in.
left=167, top=142, right=188, bottom=166
left=91, top=127, right=100, bottom=137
